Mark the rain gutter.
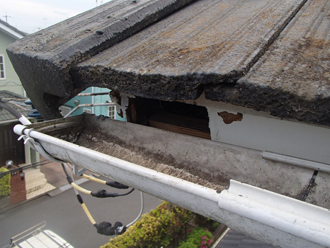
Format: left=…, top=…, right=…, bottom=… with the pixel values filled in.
left=13, top=124, right=330, bottom=248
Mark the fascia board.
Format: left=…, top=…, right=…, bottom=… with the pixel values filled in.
left=0, top=23, right=24, bottom=40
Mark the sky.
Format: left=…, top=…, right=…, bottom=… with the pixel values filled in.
left=0, top=0, right=112, bottom=34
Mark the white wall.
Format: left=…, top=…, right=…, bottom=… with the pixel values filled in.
left=187, top=94, right=330, bottom=165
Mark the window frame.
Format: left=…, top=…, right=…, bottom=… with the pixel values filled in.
left=108, top=105, right=116, bottom=119
left=0, top=55, right=5, bottom=79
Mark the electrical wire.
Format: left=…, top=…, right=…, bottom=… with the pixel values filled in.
left=61, top=163, right=143, bottom=235
left=126, top=191, right=144, bottom=227
left=62, top=163, right=96, bottom=225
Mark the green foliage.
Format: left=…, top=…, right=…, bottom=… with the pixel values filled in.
left=177, top=241, right=198, bottom=248
left=0, top=167, right=11, bottom=196
left=101, top=201, right=192, bottom=248
left=194, top=214, right=220, bottom=232
left=178, top=227, right=214, bottom=248
left=101, top=202, right=220, bottom=248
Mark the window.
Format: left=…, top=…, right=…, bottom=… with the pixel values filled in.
left=108, top=105, right=116, bottom=119
left=0, top=56, right=5, bottom=79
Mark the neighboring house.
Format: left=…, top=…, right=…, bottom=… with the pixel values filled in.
left=0, top=21, right=33, bottom=166
left=0, top=19, right=26, bottom=96
left=6, top=1, right=330, bottom=247
left=0, top=90, right=39, bottom=166
left=60, top=87, right=124, bottom=121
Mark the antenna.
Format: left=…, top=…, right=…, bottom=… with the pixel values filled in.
left=3, top=12, right=12, bottom=22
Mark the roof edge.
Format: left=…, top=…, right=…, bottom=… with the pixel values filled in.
left=0, top=19, right=26, bottom=39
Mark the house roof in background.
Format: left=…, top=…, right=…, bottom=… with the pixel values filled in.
left=0, top=90, right=31, bottom=122
left=0, top=19, right=26, bottom=39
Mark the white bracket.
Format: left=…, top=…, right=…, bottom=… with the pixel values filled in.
left=18, top=128, right=64, bottom=164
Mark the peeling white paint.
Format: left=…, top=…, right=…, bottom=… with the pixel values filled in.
left=110, top=92, right=134, bottom=120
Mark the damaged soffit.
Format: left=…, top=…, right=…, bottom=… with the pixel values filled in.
left=7, top=0, right=330, bottom=126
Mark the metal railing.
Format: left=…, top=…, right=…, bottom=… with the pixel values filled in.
left=0, top=160, right=49, bottom=179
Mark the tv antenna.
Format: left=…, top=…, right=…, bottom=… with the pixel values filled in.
left=3, top=12, right=12, bottom=23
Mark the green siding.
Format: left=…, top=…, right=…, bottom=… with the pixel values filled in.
left=64, top=87, right=125, bottom=121
left=65, top=88, right=93, bottom=116
left=93, top=87, right=110, bottom=116
left=0, top=32, right=24, bottom=95
left=93, top=87, right=125, bottom=121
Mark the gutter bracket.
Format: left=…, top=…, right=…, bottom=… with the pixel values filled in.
left=73, top=164, right=86, bottom=176
left=18, top=127, right=64, bottom=164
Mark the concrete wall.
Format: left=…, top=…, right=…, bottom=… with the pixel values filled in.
left=0, top=32, right=24, bottom=96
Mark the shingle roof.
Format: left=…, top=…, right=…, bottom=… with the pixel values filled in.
left=6, top=0, right=330, bottom=126
left=0, top=90, right=30, bottom=122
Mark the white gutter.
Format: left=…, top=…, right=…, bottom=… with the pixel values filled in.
left=218, top=181, right=330, bottom=247
left=13, top=124, right=330, bottom=248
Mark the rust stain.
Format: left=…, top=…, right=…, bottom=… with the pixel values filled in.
left=218, top=111, right=243, bottom=124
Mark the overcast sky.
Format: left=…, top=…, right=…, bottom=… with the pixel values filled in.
left=0, top=0, right=112, bottom=34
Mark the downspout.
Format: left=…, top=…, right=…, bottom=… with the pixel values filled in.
left=13, top=124, right=330, bottom=248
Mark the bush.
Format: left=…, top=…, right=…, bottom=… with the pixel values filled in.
left=178, top=227, right=213, bottom=248
left=0, top=167, right=11, bottom=196
left=194, top=214, right=221, bottom=232
left=101, top=201, right=191, bottom=248
left=101, top=202, right=220, bottom=248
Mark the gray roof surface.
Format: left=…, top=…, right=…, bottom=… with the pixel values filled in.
left=209, top=0, right=330, bottom=125
left=78, top=0, right=303, bottom=78
left=6, top=0, right=330, bottom=126
left=6, top=0, right=196, bottom=119
left=75, top=0, right=305, bottom=101
left=217, top=230, right=277, bottom=248
left=0, top=91, right=30, bottom=122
